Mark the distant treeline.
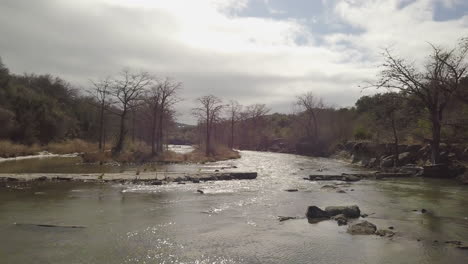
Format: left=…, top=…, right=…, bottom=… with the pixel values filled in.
left=1, top=36, right=468, bottom=163
left=0, top=61, right=184, bottom=156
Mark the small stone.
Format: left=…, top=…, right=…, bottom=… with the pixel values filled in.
left=445, top=241, right=462, bottom=246
left=361, top=214, right=368, bottom=218
left=278, top=216, right=296, bottom=222
left=197, top=190, right=204, bottom=194
left=321, top=185, right=338, bottom=190
left=375, top=229, right=395, bottom=237
left=388, top=226, right=394, bottom=230
left=421, top=209, right=427, bottom=213
left=336, top=190, right=346, bottom=193
left=284, top=189, right=299, bottom=192
left=331, top=214, right=348, bottom=226
left=347, top=221, right=377, bottom=235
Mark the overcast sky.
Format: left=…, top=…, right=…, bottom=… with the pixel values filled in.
left=1, top=0, right=467, bottom=124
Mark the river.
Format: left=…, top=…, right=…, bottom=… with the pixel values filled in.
left=0, top=150, right=467, bottom=263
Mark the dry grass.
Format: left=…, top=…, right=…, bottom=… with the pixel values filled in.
left=0, top=138, right=240, bottom=165
left=81, top=151, right=113, bottom=163
left=47, top=139, right=98, bottom=154
left=184, top=145, right=241, bottom=163
left=157, top=150, right=186, bottom=163
left=0, top=140, right=40, bottom=158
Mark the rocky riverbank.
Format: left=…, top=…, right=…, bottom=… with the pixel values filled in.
left=278, top=204, right=468, bottom=250
left=333, top=141, right=468, bottom=184
left=0, top=171, right=257, bottom=185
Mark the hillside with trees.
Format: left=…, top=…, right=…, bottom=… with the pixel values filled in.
left=1, top=36, right=468, bottom=169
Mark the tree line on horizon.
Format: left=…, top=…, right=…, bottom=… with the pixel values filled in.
left=1, top=36, right=468, bottom=164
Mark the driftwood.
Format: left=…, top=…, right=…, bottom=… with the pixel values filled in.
left=14, top=223, right=86, bottom=228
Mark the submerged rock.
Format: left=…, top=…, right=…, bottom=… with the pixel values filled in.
left=375, top=229, right=395, bottom=237
left=305, top=206, right=329, bottom=221
left=151, top=180, right=163, bottom=185
left=320, top=185, right=338, bottom=190
left=325, top=205, right=361, bottom=218
left=347, top=221, right=377, bottom=235
left=342, top=174, right=361, bottom=182
left=445, top=241, right=462, bottom=246
left=278, top=216, right=296, bottom=222
left=197, top=189, right=204, bottom=194
left=331, top=214, right=347, bottom=226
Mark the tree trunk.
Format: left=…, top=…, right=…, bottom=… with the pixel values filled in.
left=151, top=107, right=157, bottom=155
left=230, top=116, right=234, bottom=149
left=114, top=108, right=127, bottom=154
left=98, top=102, right=105, bottom=152
left=391, top=115, right=399, bottom=168
left=430, top=112, right=441, bottom=164
left=310, top=110, right=318, bottom=142
left=206, top=111, right=210, bottom=156
left=157, top=109, right=164, bottom=154
left=131, top=109, right=136, bottom=143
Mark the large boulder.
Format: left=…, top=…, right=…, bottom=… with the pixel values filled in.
left=347, top=221, right=377, bottom=235
left=404, top=144, right=422, bottom=153
left=325, top=205, right=361, bottom=218
left=457, top=170, right=468, bottom=185
left=305, top=206, right=329, bottom=220
left=422, top=164, right=449, bottom=178
left=380, top=155, right=394, bottom=168
left=397, top=152, right=416, bottom=166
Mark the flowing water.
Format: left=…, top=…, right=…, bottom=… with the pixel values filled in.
left=0, top=150, right=467, bottom=263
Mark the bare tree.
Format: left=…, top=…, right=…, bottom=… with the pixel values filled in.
left=145, top=78, right=181, bottom=155
left=111, top=70, right=153, bottom=154
left=88, top=77, right=112, bottom=152
left=192, top=95, right=224, bottom=156
left=242, top=104, right=270, bottom=149
left=226, top=100, right=242, bottom=149
left=146, top=84, right=161, bottom=155
left=156, top=78, right=182, bottom=154
left=295, top=92, right=324, bottom=142
left=373, top=38, right=468, bottom=164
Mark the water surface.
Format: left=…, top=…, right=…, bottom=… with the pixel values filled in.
left=1, top=151, right=467, bottom=263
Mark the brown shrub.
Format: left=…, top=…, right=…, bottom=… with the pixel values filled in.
left=47, top=139, right=98, bottom=154
left=183, top=144, right=241, bottom=163
left=0, top=140, right=41, bottom=158
left=81, top=151, right=112, bottom=163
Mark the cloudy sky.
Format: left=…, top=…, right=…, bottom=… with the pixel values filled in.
left=1, top=0, right=467, bottom=123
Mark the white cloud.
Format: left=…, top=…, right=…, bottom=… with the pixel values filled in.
left=0, top=0, right=467, bottom=123
left=328, top=0, right=468, bottom=63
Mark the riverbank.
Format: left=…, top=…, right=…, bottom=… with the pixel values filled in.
left=0, top=171, right=257, bottom=184
left=0, top=140, right=241, bottom=169
left=330, top=141, right=468, bottom=184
